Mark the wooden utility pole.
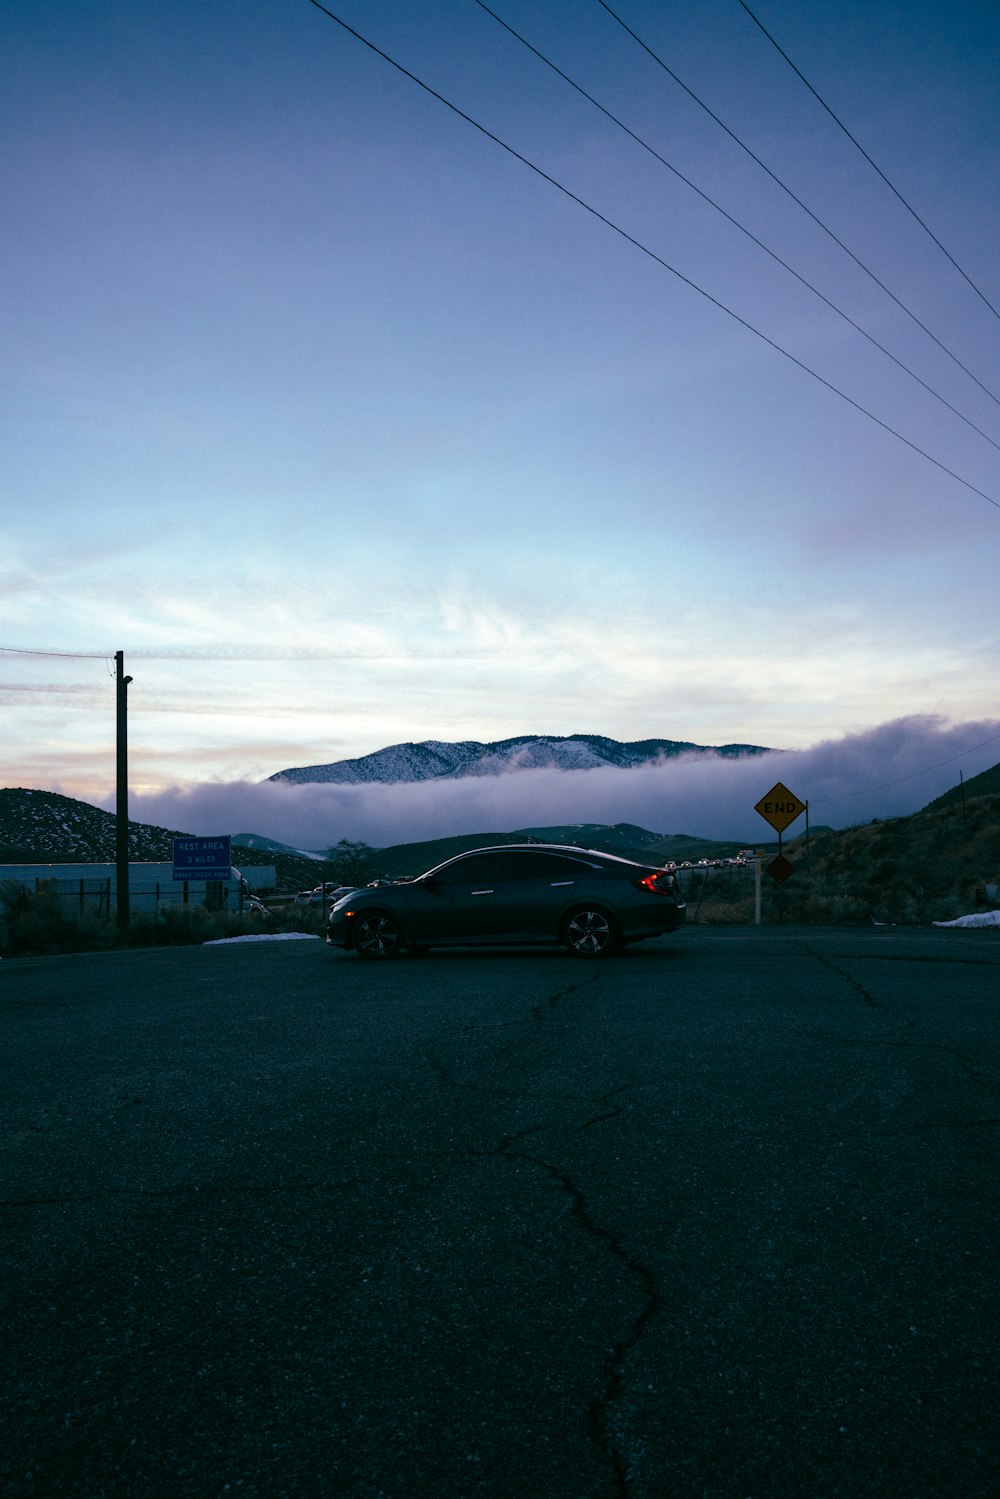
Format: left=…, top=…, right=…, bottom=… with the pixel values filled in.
left=115, top=651, right=132, bottom=928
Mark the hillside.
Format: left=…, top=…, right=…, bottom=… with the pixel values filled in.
left=924, top=760, right=1000, bottom=812
left=369, top=823, right=761, bottom=878
left=0, top=789, right=178, bottom=863
left=693, top=785, right=1000, bottom=925
left=0, top=789, right=323, bottom=890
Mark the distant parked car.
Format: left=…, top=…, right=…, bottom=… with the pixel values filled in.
left=328, top=843, right=685, bottom=959
left=294, top=886, right=325, bottom=906
left=328, top=884, right=362, bottom=904
left=295, top=883, right=363, bottom=908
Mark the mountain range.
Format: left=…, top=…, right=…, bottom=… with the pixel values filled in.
left=267, top=733, right=771, bottom=786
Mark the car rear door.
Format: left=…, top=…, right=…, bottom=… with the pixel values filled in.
left=490, top=851, right=601, bottom=939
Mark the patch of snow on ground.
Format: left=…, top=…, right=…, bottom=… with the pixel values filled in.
left=932, top=911, right=1000, bottom=928
left=203, top=932, right=322, bottom=944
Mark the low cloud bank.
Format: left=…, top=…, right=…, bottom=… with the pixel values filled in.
left=122, top=715, right=1000, bottom=851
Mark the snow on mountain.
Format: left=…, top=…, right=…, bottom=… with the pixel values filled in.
left=267, top=734, right=770, bottom=786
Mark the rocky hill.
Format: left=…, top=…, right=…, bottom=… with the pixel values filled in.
left=268, top=733, right=771, bottom=786
left=924, top=759, right=1000, bottom=812
left=0, top=789, right=320, bottom=889
left=695, top=781, right=1000, bottom=925
left=0, top=789, right=178, bottom=863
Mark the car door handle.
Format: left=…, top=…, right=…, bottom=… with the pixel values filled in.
left=550, top=881, right=575, bottom=887
left=470, top=888, right=494, bottom=896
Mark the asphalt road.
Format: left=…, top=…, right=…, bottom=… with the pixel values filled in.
left=2, top=926, right=998, bottom=1498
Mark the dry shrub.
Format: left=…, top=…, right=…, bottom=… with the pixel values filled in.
left=1, top=879, right=110, bottom=955
left=0, top=881, right=327, bottom=956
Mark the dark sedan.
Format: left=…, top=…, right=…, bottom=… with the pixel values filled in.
left=328, top=843, right=686, bottom=959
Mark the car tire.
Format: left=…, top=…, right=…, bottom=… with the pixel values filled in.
left=352, top=911, right=403, bottom=960
left=562, top=907, right=620, bottom=958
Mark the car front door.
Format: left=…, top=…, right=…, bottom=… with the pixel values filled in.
left=415, top=852, right=508, bottom=943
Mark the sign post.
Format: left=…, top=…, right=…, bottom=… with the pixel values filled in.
left=753, top=783, right=806, bottom=907
left=115, top=651, right=133, bottom=930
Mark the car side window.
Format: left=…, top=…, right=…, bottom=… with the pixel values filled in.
left=433, top=853, right=509, bottom=885
left=503, top=852, right=595, bottom=881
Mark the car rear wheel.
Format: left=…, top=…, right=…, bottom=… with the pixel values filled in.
left=563, top=907, right=620, bottom=958
left=353, top=911, right=403, bottom=960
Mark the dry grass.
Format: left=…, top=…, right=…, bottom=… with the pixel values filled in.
left=0, top=879, right=330, bottom=956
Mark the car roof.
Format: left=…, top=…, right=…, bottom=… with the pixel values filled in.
left=423, top=842, right=657, bottom=877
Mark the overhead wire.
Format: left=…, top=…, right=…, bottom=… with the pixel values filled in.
left=593, top=0, right=1000, bottom=411
left=0, top=645, right=112, bottom=660
left=735, top=0, right=1000, bottom=322
left=1, top=646, right=500, bottom=662
left=304, top=0, right=1000, bottom=511
left=473, top=0, right=1000, bottom=456
left=809, top=728, right=1000, bottom=804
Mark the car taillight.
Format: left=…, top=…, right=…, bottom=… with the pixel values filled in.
left=635, top=872, right=676, bottom=894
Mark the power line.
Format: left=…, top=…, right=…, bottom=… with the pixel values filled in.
left=305, top=0, right=1000, bottom=510
left=736, top=0, right=1000, bottom=323
left=473, top=0, right=1000, bottom=456
left=0, top=645, right=112, bottom=660
left=118, top=648, right=502, bottom=661
left=2, top=646, right=503, bottom=662
left=594, top=0, right=1000, bottom=411
left=810, top=728, right=1000, bottom=804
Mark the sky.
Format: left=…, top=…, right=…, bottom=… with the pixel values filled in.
left=2, top=0, right=999, bottom=846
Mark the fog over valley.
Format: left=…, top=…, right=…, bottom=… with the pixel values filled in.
left=111, top=716, right=1000, bottom=850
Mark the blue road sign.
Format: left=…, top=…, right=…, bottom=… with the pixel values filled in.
left=172, top=836, right=232, bottom=881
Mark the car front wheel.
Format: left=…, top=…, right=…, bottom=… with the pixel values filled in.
left=563, top=907, right=620, bottom=958
left=352, top=911, right=403, bottom=960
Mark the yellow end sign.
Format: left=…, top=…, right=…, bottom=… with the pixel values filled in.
left=755, top=782, right=806, bottom=834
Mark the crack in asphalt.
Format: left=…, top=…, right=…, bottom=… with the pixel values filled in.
left=504, top=1146, right=662, bottom=1499
left=412, top=977, right=600, bottom=1042
left=444, top=1119, right=662, bottom=1497
left=421, top=974, right=657, bottom=1498
left=421, top=1048, right=638, bottom=1124
left=798, top=947, right=1000, bottom=1105
left=575, top=1084, right=632, bottom=1133
left=882, top=1115, right=1000, bottom=1134
left=932, top=1048, right=1000, bottom=1099
left=802, top=942, right=919, bottom=1026
left=807, top=1030, right=1000, bottom=1099
left=838, top=952, right=995, bottom=966
left=530, top=974, right=599, bottom=1020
